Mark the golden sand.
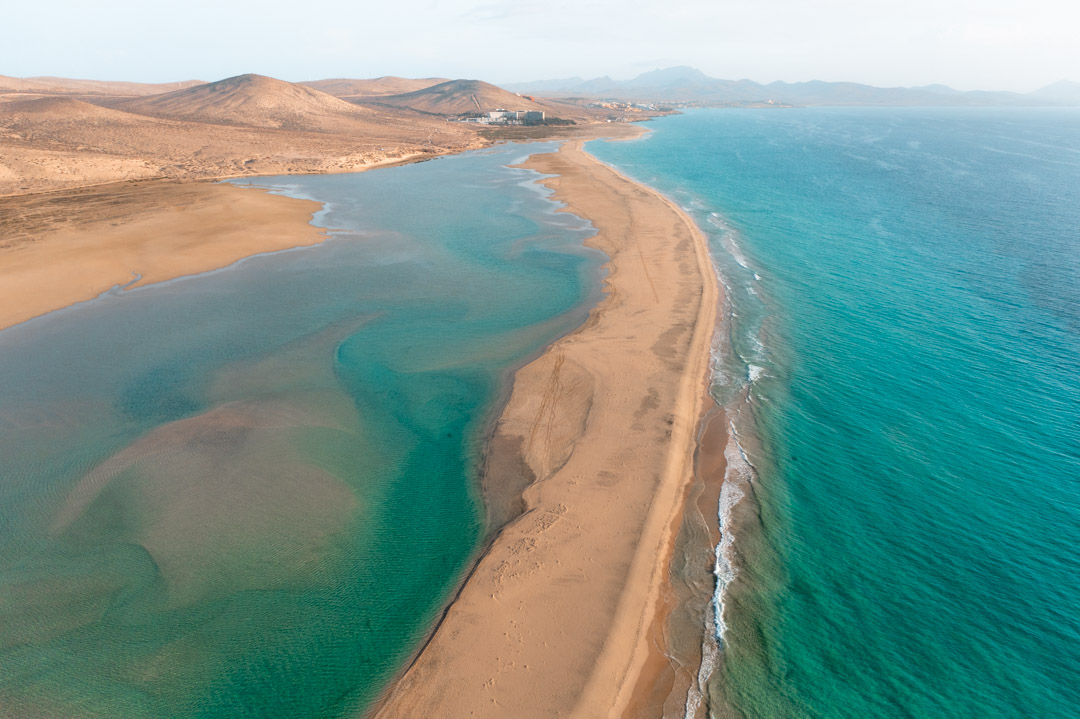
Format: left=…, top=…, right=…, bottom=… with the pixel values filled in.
left=0, top=181, right=326, bottom=330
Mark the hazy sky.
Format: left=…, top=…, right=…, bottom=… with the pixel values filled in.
left=5, top=0, right=1077, bottom=92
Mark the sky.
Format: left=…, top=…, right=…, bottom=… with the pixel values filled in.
left=4, top=0, right=1077, bottom=92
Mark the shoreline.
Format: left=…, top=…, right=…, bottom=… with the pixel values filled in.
left=371, top=139, right=721, bottom=717
left=0, top=148, right=452, bottom=201
left=0, top=124, right=644, bottom=333
left=623, top=397, right=729, bottom=718
left=0, top=180, right=328, bottom=332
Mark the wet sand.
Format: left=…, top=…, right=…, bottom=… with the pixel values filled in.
left=372, top=140, right=720, bottom=718
left=0, top=180, right=325, bottom=330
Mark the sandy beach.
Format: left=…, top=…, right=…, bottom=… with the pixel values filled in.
left=372, top=140, right=720, bottom=718
left=0, top=181, right=326, bottom=331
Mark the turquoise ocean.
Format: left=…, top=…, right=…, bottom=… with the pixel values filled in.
left=0, top=144, right=604, bottom=717
left=589, top=108, right=1080, bottom=718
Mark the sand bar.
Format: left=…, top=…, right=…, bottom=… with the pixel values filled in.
left=0, top=180, right=325, bottom=331
left=372, top=140, right=719, bottom=717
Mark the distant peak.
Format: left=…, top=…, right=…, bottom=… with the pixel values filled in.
left=626, top=66, right=713, bottom=87
left=637, top=66, right=709, bottom=79
left=213, top=73, right=277, bottom=86
left=915, top=83, right=959, bottom=94
left=195, top=74, right=301, bottom=94
left=1029, top=79, right=1080, bottom=103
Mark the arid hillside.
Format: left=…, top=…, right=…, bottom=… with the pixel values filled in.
left=110, top=74, right=378, bottom=132
left=301, top=76, right=448, bottom=98
left=356, top=79, right=585, bottom=118
left=0, top=74, right=486, bottom=195
left=0, top=72, right=637, bottom=196
left=0, top=74, right=204, bottom=96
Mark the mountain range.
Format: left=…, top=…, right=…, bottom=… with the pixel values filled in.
left=508, top=67, right=1080, bottom=107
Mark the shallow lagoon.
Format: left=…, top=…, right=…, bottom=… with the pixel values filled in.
left=0, top=143, right=604, bottom=717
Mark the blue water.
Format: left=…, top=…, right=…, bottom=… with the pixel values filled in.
left=0, top=144, right=603, bottom=717
left=589, top=108, right=1080, bottom=718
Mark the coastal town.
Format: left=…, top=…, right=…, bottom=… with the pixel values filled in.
left=454, top=107, right=548, bottom=125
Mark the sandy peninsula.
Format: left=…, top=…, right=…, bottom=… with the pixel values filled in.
left=372, top=140, right=720, bottom=718
left=0, top=181, right=325, bottom=330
